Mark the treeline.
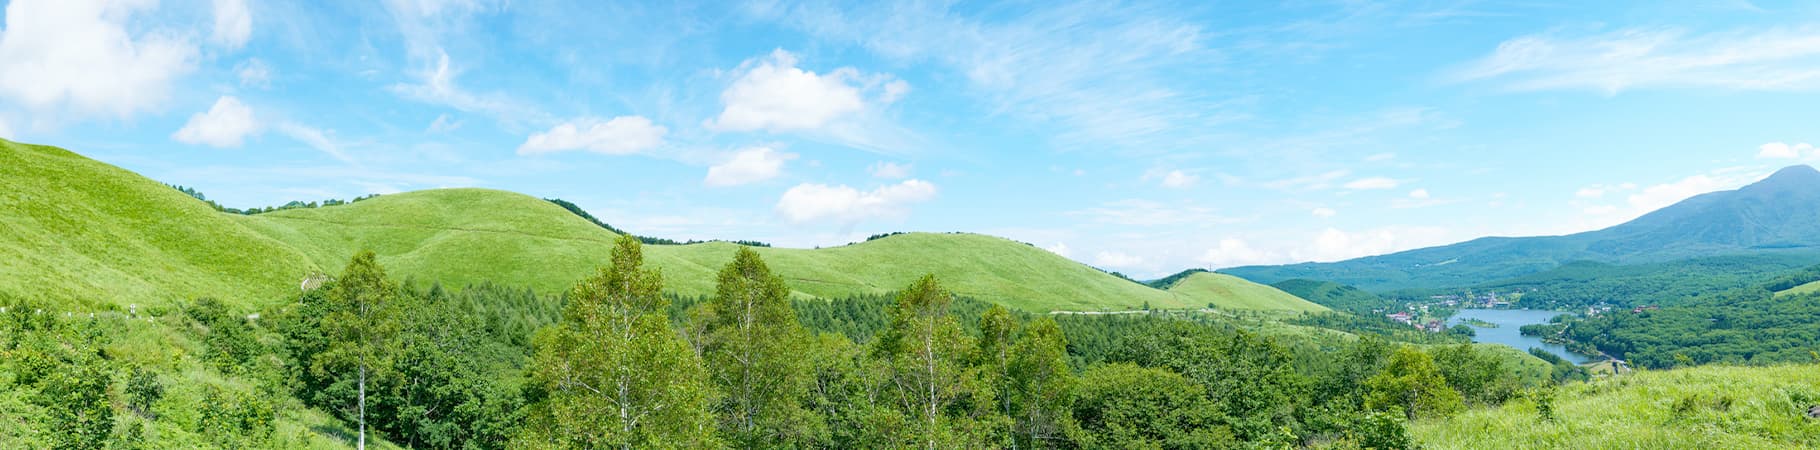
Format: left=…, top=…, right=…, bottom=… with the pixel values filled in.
left=544, top=198, right=771, bottom=247
left=3, top=236, right=1569, bottom=448
left=169, top=184, right=379, bottom=215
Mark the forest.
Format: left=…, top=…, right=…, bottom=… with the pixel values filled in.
left=3, top=235, right=1569, bottom=449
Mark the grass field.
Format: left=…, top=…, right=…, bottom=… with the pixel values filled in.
left=1412, top=364, right=1820, bottom=449
left=1160, top=271, right=1330, bottom=313
left=1775, top=280, right=1820, bottom=297
left=2, top=139, right=1331, bottom=313
left=0, top=139, right=317, bottom=309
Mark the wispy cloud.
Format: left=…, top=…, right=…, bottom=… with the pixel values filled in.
left=747, top=0, right=1236, bottom=153
left=1450, top=26, right=1820, bottom=93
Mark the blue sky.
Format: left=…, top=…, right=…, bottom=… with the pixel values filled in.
left=5, top=0, right=1820, bottom=278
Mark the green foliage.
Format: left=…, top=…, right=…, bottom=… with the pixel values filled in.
left=1365, top=347, right=1463, bottom=420
left=1068, top=363, right=1231, bottom=449
left=520, top=236, right=719, bottom=449
left=1548, top=276, right=1820, bottom=369
left=701, top=247, right=821, bottom=446
left=873, top=275, right=990, bottom=448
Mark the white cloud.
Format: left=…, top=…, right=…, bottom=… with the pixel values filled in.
left=749, top=2, right=1229, bottom=152
left=1365, top=152, right=1397, bottom=162
left=1071, top=199, right=1243, bottom=227
left=1451, top=26, right=1820, bottom=93
left=236, top=58, right=271, bottom=87
left=705, top=147, right=797, bottom=187
left=1575, top=187, right=1606, bottom=198
left=1408, top=188, right=1430, bottom=199
left=172, top=96, right=260, bottom=148
left=1263, top=170, right=1352, bottom=190
left=776, top=179, right=937, bottom=224
left=1577, top=168, right=1770, bottom=228
left=0, top=0, right=197, bottom=118
left=1298, top=226, right=1453, bottom=263
left=1757, top=141, right=1814, bottom=159
left=274, top=122, right=355, bottom=163
left=1311, top=207, right=1337, bottom=218
left=1092, top=251, right=1144, bottom=269
left=1044, top=242, right=1071, bottom=258
left=426, top=113, right=461, bottom=133
left=869, top=161, right=912, bottom=179
left=1344, top=177, right=1401, bottom=190
left=1153, top=169, right=1199, bottom=189
left=211, top=0, right=252, bottom=49
left=391, top=49, right=545, bottom=125
left=517, top=116, right=667, bottom=156
left=709, top=49, right=901, bottom=133
left=1198, top=238, right=1275, bottom=268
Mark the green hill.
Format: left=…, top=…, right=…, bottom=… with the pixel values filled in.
left=0, top=139, right=317, bottom=308
left=1412, top=364, right=1820, bottom=449
left=5, top=139, right=1268, bottom=313
left=1152, top=270, right=1329, bottom=313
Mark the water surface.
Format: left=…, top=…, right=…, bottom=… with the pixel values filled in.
left=1446, top=309, right=1597, bottom=364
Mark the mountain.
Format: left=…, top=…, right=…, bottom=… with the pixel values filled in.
left=0, top=139, right=1328, bottom=313
left=1223, top=166, right=1820, bottom=291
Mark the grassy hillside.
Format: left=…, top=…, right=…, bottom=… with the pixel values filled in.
left=1412, top=364, right=1820, bottom=449
left=234, top=188, right=625, bottom=298
left=2, top=141, right=1212, bottom=312
left=0, top=139, right=317, bottom=308
left=1156, top=271, right=1329, bottom=313
left=1775, top=280, right=1820, bottom=297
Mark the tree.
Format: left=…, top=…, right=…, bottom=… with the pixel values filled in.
left=1009, top=317, right=1075, bottom=448
left=1069, top=363, right=1230, bottom=449
left=317, top=250, right=404, bottom=450
left=1364, top=347, right=1463, bottom=419
left=975, top=305, right=1018, bottom=447
left=873, top=275, right=985, bottom=449
left=702, top=247, right=821, bottom=446
left=521, top=235, right=719, bottom=449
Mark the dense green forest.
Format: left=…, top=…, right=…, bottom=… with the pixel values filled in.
left=1, top=236, right=1561, bottom=449
left=1473, top=255, right=1820, bottom=309
left=1527, top=266, right=1820, bottom=369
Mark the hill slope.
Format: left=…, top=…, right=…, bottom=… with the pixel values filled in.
left=1413, top=364, right=1820, bottom=449
left=0, top=139, right=317, bottom=307
left=1224, top=166, right=1820, bottom=291
left=1269, top=279, right=1386, bottom=311
left=2, top=140, right=1220, bottom=312
left=1154, top=271, right=1329, bottom=313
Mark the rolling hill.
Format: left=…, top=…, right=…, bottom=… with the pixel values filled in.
left=1148, top=270, right=1329, bottom=313
left=1224, top=166, right=1820, bottom=291
left=0, top=138, right=1326, bottom=313
left=0, top=139, right=317, bottom=307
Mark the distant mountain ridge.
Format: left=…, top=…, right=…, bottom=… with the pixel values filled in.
left=1222, top=166, right=1820, bottom=291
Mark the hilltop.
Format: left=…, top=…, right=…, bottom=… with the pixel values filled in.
left=1149, top=270, right=1329, bottom=313
left=0, top=139, right=1328, bottom=313
left=1224, top=166, right=1820, bottom=291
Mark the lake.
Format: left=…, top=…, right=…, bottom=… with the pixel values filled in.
left=1446, top=309, right=1598, bottom=364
